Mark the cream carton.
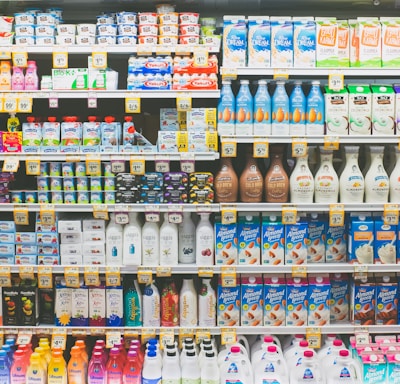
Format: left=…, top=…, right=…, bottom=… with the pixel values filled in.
left=222, top=15, right=247, bottom=68
left=347, top=84, right=372, bottom=135
left=348, top=215, right=374, bottom=264
left=106, top=285, right=123, bottom=326
left=324, top=87, right=349, bottom=135
left=306, top=214, right=326, bottom=263
left=263, top=274, right=286, bottom=326
left=286, top=277, right=308, bottom=326
left=270, top=17, right=293, bottom=68
left=261, top=215, right=285, bottom=265
left=240, top=274, right=263, bottom=326
left=338, top=20, right=350, bottom=67
left=316, top=17, right=338, bottom=67
left=217, top=276, right=240, bottom=326
left=349, top=19, right=359, bottom=67
left=293, top=17, right=316, bottom=68
left=374, top=218, right=396, bottom=264
left=358, top=18, right=382, bottom=67
left=285, top=220, right=308, bottom=265
left=238, top=213, right=260, bottom=265
left=325, top=223, right=347, bottom=263
left=371, top=84, right=395, bottom=135
left=214, top=216, right=238, bottom=265
left=247, top=16, right=271, bottom=68
left=381, top=18, right=400, bottom=67
left=351, top=277, right=375, bottom=325
left=330, top=273, right=349, bottom=323
left=375, top=273, right=398, bottom=325
left=308, top=274, right=330, bottom=326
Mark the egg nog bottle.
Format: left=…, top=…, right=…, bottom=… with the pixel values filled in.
left=306, top=80, right=325, bottom=135
left=289, top=81, right=307, bottom=135
left=290, top=154, right=315, bottom=203
left=314, top=147, right=339, bottom=203
left=253, top=80, right=272, bottom=135
left=272, top=81, right=290, bottom=135
left=365, top=145, right=389, bottom=203
left=235, top=79, right=254, bottom=135
left=339, top=145, right=365, bottom=203
left=390, top=146, right=400, bottom=203
left=217, top=80, right=236, bottom=135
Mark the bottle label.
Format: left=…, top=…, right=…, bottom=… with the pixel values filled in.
left=182, top=378, right=200, bottom=384
left=142, top=377, right=161, bottom=384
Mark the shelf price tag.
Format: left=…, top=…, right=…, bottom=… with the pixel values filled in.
left=19, top=266, right=34, bottom=280
left=52, top=329, right=67, bottom=350
left=221, top=141, right=237, bottom=158
left=155, top=156, right=170, bottom=173
left=39, top=205, right=56, bottom=226
left=221, top=266, right=237, bottom=287
left=88, top=92, right=97, bottom=109
left=93, top=204, right=109, bottom=220
left=145, top=206, right=160, bottom=223
left=2, top=157, right=19, bottom=173
left=105, top=266, right=121, bottom=287
left=168, top=206, right=183, bottom=224
left=26, top=158, right=41, bottom=175
left=221, top=205, right=237, bottom=225
left=180, top=153, right=195, bottom=173
left=329, top=204, right=345, bottom=227
left=282, top=206, right=297, bottom=225
left=220, top=67, right=238, bottom=81
left=13, top=206, right=29, bottom=226
left=64, top=266, right=80, bottom=288
left=49, top=97, right=58, bottom=109
left=115, top=209, right=130, bottom=225
left=156, top=266, right=172, bottom=277
left=193, top=46, right=209, bottom=67
left=123, top=330, right=139, bottom=348
left=71, top=329, right=87, bottom=337
left=86, top=154, right=102, bottom=176
left=198, top=267, right=214, bottom=278
left=176, top=93, right=192, bottom=112
left=17, top=97, right=33, bottom=113
left=355, top=327, right=370, bottom=346
left=138, top=267, right=153, bottom=285
left=3, top=97, right=17, bottom=113
left=52, top=50, right=68, bottom=69
left=292, top=137, right=308, bottom=157
left=129, top=156, right=145, bottom=175
left=383, top=204, right=399, bottom=226
left=12, top=52, right=28, bottom=68
left=84, top=266, right=100, bottom=287
left=179, top=328, right=194, bottom=348
left=328, top=73, right=344, bottom=91
left=141, top=328, right=156, bottom=345
left=92, top=51, right=107, bottom=69
left=354, top=265, right=368, bottom=280
left=324, top=136, right=339, bottom=150
left=0, top=267, right=11, bottom=287
left=196, top=329, right=211, bottom=344
left=291, top=265, right=307, bottom=278
left=253, top=139, right=269, bottom=158
left=111, top=157, right=125, bottom=174
left=0, top=98, right=3, bottom=113
left=137, top=45, right=153, bottom=56
left=306, top=328, right=321, bottom=349
left=16, top=331, right=32, bottom=346
left=273, top=68, right=289, bottom=80
left=38, top=266, right=53, bottom=289
left=125, top=96, right=141, bottom=114
left=159, top=328, right=175, bottom=350
left=175, top=45, right=191, bottom=56
left=221, top=328, right=237, bottom=345
left=106, top=331, right=121, bottom=349
left=0, top=49, right=11, bottom=60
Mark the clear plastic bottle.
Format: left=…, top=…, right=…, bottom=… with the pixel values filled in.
left=306, top=80, right=325, bottom=135
left=24, top=61, right=39, bottom=91
left=365, top=145, right=389, bottom=203
left=217, top=80, right=236, bottom=135
left=314, top=147, right=339, bottom=203
left=289, top=81, right=307, bottom=135
left=178, top=212, right=196, bottom=264
left=253, top=79, right=272, bottom=135
left=235, top=79, right=254, bottom=135
left=290, top=154, right=315, bottom=203
left=271, top=81, right=290, bottom=135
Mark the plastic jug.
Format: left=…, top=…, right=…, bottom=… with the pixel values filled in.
left=253, top=345, right=289, bottom=384
left=219, top=346, right=253, bottom=384
left=326, top=350, right=362, bottom=384
left=290, top=350, right=324, bottom=384
left=251, top=336, right=283, bottom=368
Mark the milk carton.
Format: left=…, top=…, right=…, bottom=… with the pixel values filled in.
left=360, top=352, right=387, bottom=384
left=348, top=84, right=372, bottom=135
left=285, top=219, right=308, bottom=265
left=349, top=19, right=359, bottom=67
left=380, top=18, right=400, bottom=67
left=351, top=277, right=375, bottom=325
left=330, top=273, right=349, bottom=323
left=375, top=273, right=398, bottom=325
left=261, top=215, right=285, bottom=265
left=348, top=215, right=374, bottom=264
left=371, top=84, right=395, bottom=135
left=55, top=278, right=72, bottom=326
left=386, top=353, right=400, bottom=383
left=394, top=85, right=400, bottom=135
left=270, top=17, right=293, bottom=68
left=222, top=15, right=247, bottom=68
left=338, top=20, right=350, bottom=67
left=374, top=218, right=396, bottom=264
left=316, top=17, right=338, bottom=67
left=325, top=223, right=347, bottom=263
left=358, top=18, right=382, bottom=67
left=247, top=16, right=271, bottom=68
left=217, top=276, right=240, bottom=326
left=293, top=17, right=316, bottom=68
left=286, top=277, right=308, bottom=326
left=324, top=87, right=349, bottom=135
left=240, top=274, right=263, bottom=326
left=308, top=274, right=330, bottom=326
left=263, top=274, right=286, bottom=326
left=238, top=213, right=260, bottom=265
left=306, top=214, right=326, bottom=263
left=214, top=216, right=238, bottom=265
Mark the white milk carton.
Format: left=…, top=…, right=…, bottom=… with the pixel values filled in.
left=247, top=16, right=271, bottom=67
left=293, top=17, right=316, bottom=68
left=316, top=17, right=338, bottom=67
left=324, top=86, right=349, bottom=135
left=240, top=274, right=263, bottom=326
left=358, top=18, right=382, bottom=67
left=270, top=17, right=293, bottom=68
left=380, top=18, right=400, bottom=67
left=347, top=84, right=372, bottom=135
left=371, top=84, right=395, bottom=135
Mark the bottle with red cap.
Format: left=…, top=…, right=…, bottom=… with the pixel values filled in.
left=22, top=116, right=42, bottom=146
left=42, top=117, right=61, bottom=146
left=83, top=116, right=101, bottom=146
left=326, top=349, right=362, bottom=384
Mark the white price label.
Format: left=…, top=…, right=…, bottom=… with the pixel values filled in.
left=145, top=212, right=160, bottom=223
left=221, top=142, right=237, bottom=158
left=3, top=98, right=17, bottom=113
left=105, top=267, right=121, bottom=287
left=137, top=267, right=153, bottom=284
left=168, top=212, right=183, bottom=224
left=52, top=331, right=67, bottom=350
left=111, top=159, right=125, bottom=174
left=12, top=52, right=28, bottom=68
left=328, top=73, right=344, bottom=91
left=16, top=332, right=32, bottom=346
left=52, top=51, right=68, bottom=69
left=88, top=96, right=97, bottom=109
left=106, top=332, right=121, bottom=349
left=292, top=139, right=308, bottom=157
left=0, top=49, right=11, bottom=60
left=115, top=211, right=129, bottom=225
left=92, top=52, right=107, bottom=69
left=155, top=158, right=170, bottom=173
left=49, top=98, right=58, bottom=109
left=253, top=140, right=269, bottom=158
left=2, top=158, right=19, bottom=173
left=160, top=329, right=175, bottom=349
left=17, top=98, right=33, bottom=113
left=220, top=67, right=238, bottom=81
left=125, top=98, right=141, bottom=114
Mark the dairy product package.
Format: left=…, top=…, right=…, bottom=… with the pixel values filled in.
left=293, top=17, right=316, bottom=68
left=330, top=273, right=350, bottom=323
left=285, top=219, right=308, bottom=265
left=371, top=84, right=395, bottom=135
left=247, top=16, right=271, bottom=67
left=357, top=18, right=381, bottom=67
left=270, top=17, right=293, bottom=68
left=348, top=215, right=374, bottom=264
left=351, top=276, right=375, bottom=325
left=316, top=17, right=338, bottom=67
left=374, top=218, right=396, bottom=264
left=217, top=276, right=240, bottom=326
left=263, top=274, right=286, bottom=326
left=338, top=20, right=350, bottom=67
left=381, top=18, right=400, bottom=67
left=307, top=274, right=330, bottom=326
left=222, top=15, right=247, bottom=68
left=261, top=215, right=285, bottom=265
left=375, top=273, right=398, bottom=325
left=286, top=277, right=308, bottom=326
left=347, top=84, right=372, bottom=135
left=306, top=214, right=326, bottom=263
left=325, top=222, right=347, bottom=263
left=238, top=213, right=260, bottom=265
left=240, top=274, right=263, bottom=326
left=349, top=19, right=359, bottom=67
left=214, top=216, right=238, bottom=265
left=324, top=87, right=349, bottom=135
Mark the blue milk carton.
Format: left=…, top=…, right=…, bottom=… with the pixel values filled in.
left=308, top=274, right=330, bottom=326
left=238, top=213, right=260, bottom=265
left=261, top=215, right=285, bottom=265
left=375, top=273, right=398, bottom=325
left=270, top=17, right=293, bottom=68
left=247, top=16, right=271, bottom=67
left=285, top=219, right=308, bottom=265
left=293, top=17, right=316, bottom=68
left=306, top=214, right=326, bottom=263
left=326, top=222, right=347, bottom=263
left=286, top=277, right=308, bottom=326
left=215, top=216, right=238, bottom=265
left=222, top=15, right=247, bottom=68
left=263, top=274, right=286, bottom=326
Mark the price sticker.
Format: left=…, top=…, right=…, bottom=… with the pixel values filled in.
left=292, top=138, right=308, bottom=157
left=145, top=206, right=160, bottom=223
left=88, top=94, right=97, bottom=109
left=38, top=266, right=53, bottom=289
left=52, top=329, right=67, bottom=350
left=64, top=266, right=80, bottom=288
left=125, top=97, right=141, bottom=114
left=221, top=141, right=237, bottom=158
left=292, top=265, right=307, bottom=278
left=273, top=68, right=289, bottom=80
left=175, top=45, right=191, bottom=56
left=111, top=158, right=125, bottom=174
left=253, top=140, right=269, bottom=158
left=221, top=266, right=237, bottom=287
left=84, top=266, right=100, bottom=286
left=93, top=204, right=109, bottom=220
left=176, top=93, right=192, bottom=112
left=221, top=206, right=237, bottom=225
left=66, top=154, right=81, bottom=163
left=12, top=52, right=28, bottom=68
left=0, top=49, right=11, bottom=60
left=180, top=153, right=195, bottom=173
left=71, top=329, right=87, bottom=337
left=0, top=266, right=11, bottom=288
left=179, top=328, right=194, bottom=348
left=384, top=204, right=399, bottom=226
left=123, top=330, right=139, bottom=348
left=168, top=206, right=183, bottom=224
left=282, top=206, right=297, bottom=225
left=26, top=158, right=41, bottom=175
left=17, top=97, right=33, bottom=113
left=49, top=98, right=58, bottom=109
left=355, top=328, right=370, bottom=346
left=306, top=328, right=321, bottom=349
left=2, top=157, right=19, bottom=173
left=220, top=67, right=238, bottom=81
left=52, top=51, right=68, bottom=69
left=40, top=205, right=55, bottom=226
left=86, top=154, right=101, bottom=176
left=13, top=207, right=29, bottom=226
left=106, top=331, right=121, bottom=349
left=198, top=266, right=214, bottom=278
left=19, top=266, right=34, bottom=280
left=105, top=266, right=121, bottom=287
left=354, top=265, right=368, bottom=280
left=155, top=157, right=170, bottom=173
left=328, top=73, right=344, bottom=91
left=115, top=211, right=129, bottom=225
left=141, top=328, right=156, bottom=345
left=138, top=267, right=153, bottom=285
left=329, top=204, right=345, bottom=227
left=137, top=45, right=153, bottom=56
left=193, top=46, right=209, bottom=67
left=221, top=328, right=237, bottom=345
left=160, top=328, right=175, bottom=350
left=91, top=329, right=106, bottom=337
left=16, top=332, right=32, bottom=346
left=324, top=136, right=339, bottom=150
left=196, top=329, right=211, bottom=344
left=156, top=47, right=172, bottom=56
left=130, top=157, right=145, bottom=175
left=156, top=266, right=172, bottom=277
left=3, top=97, right=17, bottom=113
left=92, top=52, right=107, bottom=69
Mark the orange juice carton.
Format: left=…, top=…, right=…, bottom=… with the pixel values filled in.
left=293, top=17, right=316, bottom=68
left=214, top=216, right=238, bottom=265
left=348, top=215, right=374, bottom=264
left=371, top=85, right=395, bottom=135
left=316, top=17, right=338, bottom=67
left=240, top=274, right=263, bottom=326
left=285, top=219, right=308, bottom=265
left=358, top=18, right=382, bottom=67
left=375, top=273, right=398, bottom=325
left=247, top=16, right=271, bottom=68
left=324, top=87, right=349, bottom=135
left=263, top=274, right=286, bottom=326
left=348, top=84, right=372, bottom=135
left=307, top=274, right=330, bottom=326
left=306, top=214, right=326, bottom=263
left=286, top=277, right=308, bottom=326
left=330, top=273, right=349, bottom=323
left=270, top=17, right=293, bottom=68
left=338, top=20, right=350, bottom=67
left=380, top=18, right=400, bottom=67
left=238, top=213, right=260, bottom=265
left=351, top=276, right=375, bottom=325
left=261, top=215, right=285, bottom=265
left=360, top=352, right=386, bottom=384
left=217, top=275, right=240, bottom=326
left=374, top=218, right=396, bottom=264
left=222, top=15, right=247, bottom=68
left=349, top=19, right=359, bottom=67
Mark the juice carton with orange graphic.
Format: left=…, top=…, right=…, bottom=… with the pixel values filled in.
left=358, top=18, right=382, bottom=67
left=240, top=274, right=263, bottom=326
left=263, top=274, right=286, bottom=326
left=308, top=274, right=330, bottom=326
left=238, top=213, right=260, bottom=265
left=215, top=216, right=238, bottom=265
left=286, top=277, right=308, bottom=326
left=338, top=20, right=350, bottom=67
left=351, top=276, right=375, bottom=325
left=261, top=215, right=285, bottom=265
left=217, top=275, right=240, bottom=327
left=349, top=19, right=359, bottom=67
left=316, top=17, right=338, bottom=67
left=285, top=219, right=308, bottom=265
left=330, top=273, right=349, bottom=323
left=375, top=273, right=398, bottom=325
left=381, top=18, right=400, bottom=67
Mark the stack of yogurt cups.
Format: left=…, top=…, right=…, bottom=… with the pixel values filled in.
left=96, top=12, right=138, bottom=45
left=0, top=15, right=14, bottom=45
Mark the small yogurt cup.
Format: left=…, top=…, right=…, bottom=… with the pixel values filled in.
left=116, top=12, right=137, bottom=25
left=14, top=13, right=35, bottom=25
left=138, top=12, right=158, bottom=25
left=138, top=24, right=158, bottom=36
left=96, top=35, right=116, bottom=45
left=35, top=36, right=55, bottom=45
left=97, top=23, right=117, bottom=36
left=76, top=23, right=96, bottom=36
left=159, top=24, right=178, bottom=36
left=0, top=32, right=14, bottom=45
left=36, top=13, right=57, bottom=25
left=35, top=24, right=56, bottom=36
left=179, top=12, right=199, bottom=24
left=117, top=24, right=138, bottom=35
left=75, top=35, right=95, bottom=45
left=56, top=34, right=75, bottom=45
left=158, top=35, right=178, bottom=45
left=57, top=24, right=76, bottom=35
left=179, top=34, right=200, bottom=45
left=97, top=15, right=114, bottom=24
left=15, top=35, right=35, bottom=45
left=180, top=24, right=200, bottom=35
left=159, top=12, right=179, bottom=25
left=117, top=35, right=137, bottom=45
left=14, top=24, right=35, bottom=36
left=137, top=34, right=158, bottom=45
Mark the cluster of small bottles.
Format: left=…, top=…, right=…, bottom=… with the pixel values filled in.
left=0, top=61, right=39, bottom=90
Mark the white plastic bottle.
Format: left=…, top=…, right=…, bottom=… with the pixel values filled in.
left=180, top=277, right=198, bottom=326
left=290, top=154, right=315, bottom=203
left=290, top=350, right=324, bottom=384
left=219, top=346, right=253, bottom=384
left=320, top=339, right=349, bottom=367
left=106, top=213, right=123, bottom=265
left=339, top=145, right=365, bottom=203
left=390, top=145, right=400, bottom=203
left=314, top=147, right=339, bottom=203
left=198, top=278, right=216, bottom=327
left=282, top=334, right=304, bottom=356
left=142, top=282, right=161, bottom=327
left=123, top=212, right=142, bottom=266
left=162, top=350, right=181, bottom=384
left=179, top=212, right=196, bottom=264
left=326, top=350, right=361, bottom=384
left=142, top=350, right=162, bottom=384
left=163, top=343, right=180, bottom=367
left=142, top=221, right=160, bottom=266
left=200, top=351, right=219, bottom=384
left=251, top=336, right=284, bottom=369
left=317, top=334, right=339, bottom=358
left=285, top=340, right=313, bottom=370
left=159, top=213, right=179, bottom=265
left=250, top=335, right=282, bottom=361
left=181, top=343, right=197, bottom=369
left=182, top=351, right=200, bottom=384
left=253, top=345, right=289, bottom=384
left=196, top=213, right=214, bottom=265
left=365, top=145, right=389, bottom=203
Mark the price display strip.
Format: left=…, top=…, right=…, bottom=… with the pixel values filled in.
left=328, top=72, right=344, bottom=91
left=52, top=329, right=67, bottom=350
left=220, top=328, right=237, bottom=345
left=64, top=266, right=80, bottom=288
left=123, top=330, right=139, bottom=349
left=176, top=93, right=192, bottom=112
left=306, top=328, right=321, bottom=349
left=383, top=204, right=399, bottom=226
left=39, top=204, right=56, bottom=226
left=159, top=328, right=175, bottom=349
left=13, top=206, right=29, bottom=226
left=137, top=267, right=153, bottom=285
left=3, top=96, right=17, bottom=113
left=115, top=208, right=130, bottom=225
left=93, top=204, right=109, bottom=221
left=49, top=97, right=59, bottom=109
left=141, top=328, right=156, bottom=345
left=37, top=266, right=53, bottom=289
left=273, top=68, right=289, bottom=80
left=130, top=156, right=145, bottom=175
left=220, top=67, right=238, bottom=81
left=2, top=157, right=19, bottom=173
left=253, top=138, right=269, bottom=158
left=86, top=154, right=102, bottom=176
left=0, top=266, right=11, bottom=287
left=156, top=266, right=172, bottom=277
left=355, top=327, right=370, bottom=346
left=84, top=266, right=100, bottom=287
left=291, top=265, right=307, bottom=278
left=168, top=205, right=183, bottom=224
left=111, top=157, right=126, bottom=174
left=125, top=94, right=141, bottom=114
left=71, top=329, right=87, bottom=337
left=52, top=48, right=68, bottom=69
left=354, top=265, right=368, bottom=281
left=145, top=205, right=160, bottom=223
left=292, top=137, right=308, bottom=157
left=221, top=140, right=237, bottom=158
left=195, top=328, right=211, bottom=344
left=91, top=328, right=106, bottom=337
left=105, top=266, right=121, bottom=287
left=26, top=158, right=41, bottom=175
left=282, top=205, right=297, bottom=225
left=66, top=154, right=81, bottom=163
left=180, top=153, right=195, bottom=174
left=329, top=204, right=345, bottom=227
left=16, top=331, right=32, bottom=346
left=179, top=328, right=194, bottom=348
left=137, top=45, right=153, bottom=56
left=106, top=331, right=121, bottom=349
left=221, top=266, right=237, bottom=287
left=198, top=266, right=214, bottom=278
left=324, top=136, right=340, bottom=151
left=221, top=205, right=237, bottom=225
left=19, top=266, right=34, bottom=280
left=155, top=155, right=170, bottom=173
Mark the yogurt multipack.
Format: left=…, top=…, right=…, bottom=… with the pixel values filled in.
left=240, top=274, right=263, bottom=326
left=263, top=274, right=286, bottom=326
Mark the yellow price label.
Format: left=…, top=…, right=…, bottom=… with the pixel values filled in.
left=64, top=266, right=80, bottom=288
left=306, top=328, right=322, bottom=349
left=52, top=329, right=67, bottom=350
left=13, top=207, right=29, bottom=226
left=17, top=97, right=33, bottom=113
left=383, top=204, right=399, bottom=226
left=12, top=52, right=28, bottom=68
left=221, top=141, right=237, bottom=158
left=106, top=331, right=121, bottom=349
left=0, top=98, right=3, bottom=112
left=105, top=266, right=121, bottom=287
left=221, top=266, right=237, bottom=287
left=273, top=68, right=289, bottom=80
left=92, top=52, right=107, bottom=69
left=156, top=266, right=172, bottom=277
left=193, top=46, right=209, bottom=67
left=37, top=266, right=53, bottom=289
left=137, top=267, right=153, bottom=285
left=66, top=154, right=81, bottom=162
left=125, top=97, right=141, bottom=114
left=2, top=158, right=19, bottom=173
left=159, top=328, right=175, bottom=349
left=84, top=266, right=100, bottom=286
left=292, top=138, right=308, bottom=157
left=19, top=266, right=34, bottom=280
left=195, top=329, right=211, bottom=344
left=329, top=204, right=345, bottom=227
left=39, top=205, right=55, bottom=226
left=0, top=267, right=11, bottom=287
left=253, top=140, right=269, bottom=158
left=291, top=265, right=307, bottom=278
left=141, top=328, right=157, bottom=345
left=176, top=94, right=192, bottom=112
left=220, top=67, right=238, bottom=81
left=221, top=328, right=237, bottom=345
left=198, top=267, right=214, bottom=278
left=26, top=159, right=41, bottom=175
left=179, top=328, right=194, bottom=348
left=221, top=206, right=237, bottom=225
left=130, top=157, right=145, bottom=175
left=93, top=204, right=109, bottom=220
left=324, top=136, right=340, bottom=150
left=86, top=155, right=102, bottom=176
left=0, top=49, right=11, bottom=60
left=52, top=51, right=68, bottom=69
left=3, top=97, right=17, bottom=113
left=282, top=206, right=297, bottom=225
left=137, top=45, right=153, bottom=56
left=328, top=73, right=344, bottom=91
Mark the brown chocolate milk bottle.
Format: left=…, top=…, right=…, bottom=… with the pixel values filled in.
left=215, top=158, right=239, bottom=202
left=239, top=149, right=264, bottom=202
